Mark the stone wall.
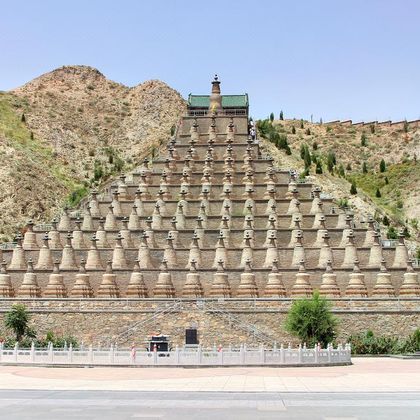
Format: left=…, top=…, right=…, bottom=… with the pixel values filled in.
left=0, top=299, right=418, bottom=347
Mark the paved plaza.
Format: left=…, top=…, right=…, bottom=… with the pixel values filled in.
left=0, top=358, right=419, bottom=419
left=0, top=357, right=419, bottom=392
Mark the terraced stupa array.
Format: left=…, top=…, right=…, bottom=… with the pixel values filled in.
left=0, top=76, right=419, bottom=300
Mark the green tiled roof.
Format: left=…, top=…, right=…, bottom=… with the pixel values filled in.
left=188, top=94, right=248, bottom=108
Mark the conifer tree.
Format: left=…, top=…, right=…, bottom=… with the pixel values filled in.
left=327, top=151, right=336, bottom=173
left=303, top=147, right=312, bottom=168
left=361, top=133, right=367, bottom=146
left=350, top=181, right=357, bottom=195
left=376, top=188, right=381, bottom=198
left=270, top=112, right=274, bottom=122
left=291, top=126, right=296, bottom=134
left=362, top=162, right=368, bottom=173
left=379, top=159, right=386, bottom=172
left=279, top=110, right=284, bottom=120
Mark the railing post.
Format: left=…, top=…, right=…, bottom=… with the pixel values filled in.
left=49, top=343, right=54, bottom=363
left=153, top=347, right=158, bottom=366
left=314, top=344, right=318, bottom=364
left=175, top=345, right=180, bottom=365
left=260, top=344, right=265, bottom=364
left=30, top=341, right=35, bottom=363
left=243, top=344, right=247, bottom=364
left=0, top=342, right=2, bottom=362
left=68, top=344, right=73, bottom=364
left=298, top=344, right=303, bottom=364
left=239, top=344, right=245, bottom=365
left=197, top=344, right=202, bottom=365
left=109, top=344, right=114, bottom=365
left=14, top=342, right=18, bottom=362
left=218, top=348, right=224, bottom=366
left=88, top=344, right=93, bottom=364
left=327, top=344, right=332, bottom=363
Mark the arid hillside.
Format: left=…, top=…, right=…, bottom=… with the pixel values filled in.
left=0, top=65, right=186, bottom=239
left=257, top=117, right=420, bottom=247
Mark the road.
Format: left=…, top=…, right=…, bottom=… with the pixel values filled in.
left=0, top=390, right=419, bottom=419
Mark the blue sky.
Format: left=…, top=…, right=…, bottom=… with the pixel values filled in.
left=1, top=0, right=419, bottom=121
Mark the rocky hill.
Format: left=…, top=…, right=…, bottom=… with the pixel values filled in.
left=0, top=65, right=186, bottom=240
left=258, top=117, right=420, bottom=247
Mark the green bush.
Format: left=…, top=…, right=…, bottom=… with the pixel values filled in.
left=349, top=329, right=420, bottom=354
left=291, top=126, right=296, bottom=134
left=375, top=188, right=381, bottom=198
left=4, top=304, right=31, bottom=342
left=362, top=162, right=368, bottom=173
left=361, top=133, right=367, bottom=146
left=387, top=226, right=398, bottom=239
left=285, top=291, right=338, bottom=347
left=67, top=186, right=88, bottom=207
left=350, top=181, right=357, bottom=195
left=327, top=151, right=336, bottom=173
left=380, top=159, right=386, bottom=172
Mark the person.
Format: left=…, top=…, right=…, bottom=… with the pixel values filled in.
left=250, top=128, right=256, bottom=141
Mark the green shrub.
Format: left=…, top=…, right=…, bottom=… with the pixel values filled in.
left=67, top=186, right=88, bottom=207
left=315, top=162, right=323, bottom=174
left=312, top=141, right=318, bottom=150
left=375, top=188, right=381, bottom=198
left=380, top=159, right=386, bottom=172
left=291, top=126, right=296, bottom=134
left=300, top=119, right=304, bottom=129
left=327, top=151, right=336, bottom=173
left=387, top=226, right=398, bottom=239
left=337, top=198, right=349, bottom=209
left=361, top=133, right=367, bottom=146
left=338, top=164, right=345, bottom=177
left=285, top=292, right=338, bottom=347
left=349, top=329, right=420, bottom=355
left=350, top=181, right=357, bottom=195
left=305, top=128, right=311, bottom=135
left=4, top=304, right=30, bottom=342
left=362, top=162, right=368, bottom=173
left=382, top=215, right=390, bottom=226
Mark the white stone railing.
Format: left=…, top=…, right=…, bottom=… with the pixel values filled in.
left=0, top=343, right=351, bottom=366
